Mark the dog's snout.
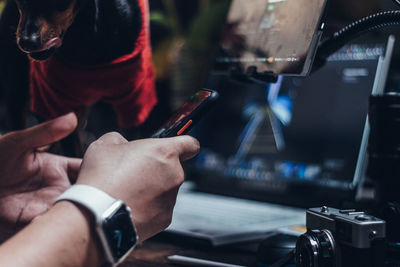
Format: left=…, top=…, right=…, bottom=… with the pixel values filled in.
left=18, top=34, right=41, bottom=52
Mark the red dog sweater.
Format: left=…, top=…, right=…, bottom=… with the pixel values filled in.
left=29, top=0, right=156, bottom=128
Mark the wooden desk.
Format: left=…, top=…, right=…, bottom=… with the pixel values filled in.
left=121, top=234, right=400, bottom=267
left=121, top=235, right=259, bottom=266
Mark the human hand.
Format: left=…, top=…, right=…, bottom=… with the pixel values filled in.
left=0, top=113, right=82, bottom=240
left=76, top=133, right=200, bottom=241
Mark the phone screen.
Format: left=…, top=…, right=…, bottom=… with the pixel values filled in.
left=152, top=90, right=214, bottom=138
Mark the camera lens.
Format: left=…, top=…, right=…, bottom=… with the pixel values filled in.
left=295, top=229, right=336, bottom=267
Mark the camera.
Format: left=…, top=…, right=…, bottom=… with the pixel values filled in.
left=295, top=207, right=386, bottom=267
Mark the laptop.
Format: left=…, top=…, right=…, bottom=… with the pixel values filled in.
left=165, top=36, right=395, bottom=246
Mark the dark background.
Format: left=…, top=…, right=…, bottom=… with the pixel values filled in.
left=1, top=0, right=400, bottom=139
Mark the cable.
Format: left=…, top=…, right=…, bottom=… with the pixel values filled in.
left=313, top=10, right=400, bottom=71
left=393, top=0, right=400, bottom=8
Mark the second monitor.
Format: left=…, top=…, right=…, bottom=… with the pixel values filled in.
left=215, top=0, right=328, bottom=76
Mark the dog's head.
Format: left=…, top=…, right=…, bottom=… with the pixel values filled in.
left=14, top=0, right=83, bottom=61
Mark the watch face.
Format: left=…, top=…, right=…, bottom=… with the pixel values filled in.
left=102, top=205, right=137, bottom=260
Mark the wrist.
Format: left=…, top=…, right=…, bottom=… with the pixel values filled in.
left=0, top=201, right=106, bottom=267
left=56, top=185, right=138, bottom=266
left=48, top=201, right=106, bottom=266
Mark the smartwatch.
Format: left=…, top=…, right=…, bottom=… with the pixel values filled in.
left=55, top=185, right=138, bottom=267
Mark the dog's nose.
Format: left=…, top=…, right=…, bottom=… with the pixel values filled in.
left=18, top=34, right=41, bottom=52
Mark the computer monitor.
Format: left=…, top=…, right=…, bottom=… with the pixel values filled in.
left=189, top=38, right=394, bottom=208
left=214, top=0, right=328, bottom=76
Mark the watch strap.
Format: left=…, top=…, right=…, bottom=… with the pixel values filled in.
left=55, top=184, right=117, bottom=218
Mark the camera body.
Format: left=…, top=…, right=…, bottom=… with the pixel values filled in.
left=295, top=207, right=386, bottom=267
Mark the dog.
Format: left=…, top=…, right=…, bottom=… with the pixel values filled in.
left=0, top=0, right=156, bottom=154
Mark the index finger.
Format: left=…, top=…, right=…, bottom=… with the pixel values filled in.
left=19, top=113, right=78, bottom=149
left=165, top=136, right=200, bottom=161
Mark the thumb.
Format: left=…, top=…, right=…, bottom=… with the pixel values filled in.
left=18, top=113, right=78, bottom=149
left=166, top=135, right=200, bottom=161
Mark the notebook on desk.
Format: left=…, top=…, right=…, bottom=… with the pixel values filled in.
left=166, top=37, right=395, bottom=246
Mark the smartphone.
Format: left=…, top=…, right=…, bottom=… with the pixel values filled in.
left=151, top=89, right=219, bottom=138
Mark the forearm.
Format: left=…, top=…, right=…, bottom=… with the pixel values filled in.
left=0, top=202, right=104, bottom=267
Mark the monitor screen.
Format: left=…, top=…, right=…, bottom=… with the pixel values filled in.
left=215, top=0, right=327, bottom=75
left=191, top=44, right=386, bottom=198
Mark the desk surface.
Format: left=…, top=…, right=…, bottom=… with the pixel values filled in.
left=121, top=235, right=258, bottom=267
left=120, top=235, right=400, bottom=266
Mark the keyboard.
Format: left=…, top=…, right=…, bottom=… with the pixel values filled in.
left=167, top=189, right=305, bottom=246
